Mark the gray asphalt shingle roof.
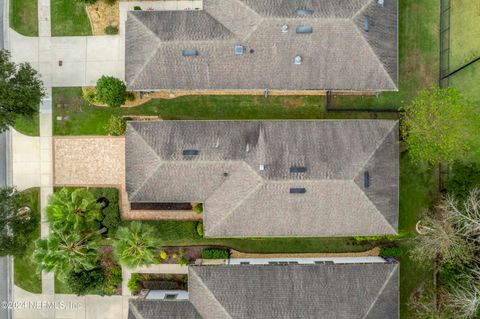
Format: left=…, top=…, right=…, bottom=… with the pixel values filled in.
left=125, top=0, right=398, bottom=91
left=125, top=120, right=399, bottom=237
left=129, top=263, right=399, bottom=319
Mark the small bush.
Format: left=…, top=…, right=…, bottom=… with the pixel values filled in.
left=105, top=25, right=119, bottom=35
left=84, top=90, right=96, bottom=103
left=133, top=6, right=141, bottom=10
left=128, top=274, right=141, bottom=294
left=178, top=257, right=189, bottom=266
left=105, top=0, right=116, bottom=5
left=91, top=188, right=121, bottom=235
left=66, top=267, right=105, bottom=295
left=380, top=246, right=402, bottom=257
left=95, top=76, right=126, bottom=107
left=104, top=115, right=126, bottom=136
left=202, top=248, right=229, bottom=259
left=159, top=251, right=168, bottom=260
left=193, top=203, right=203, bottom=214
left=196, top=222, right=203, bottom=237
left=126, top=91, right=135, bottom=101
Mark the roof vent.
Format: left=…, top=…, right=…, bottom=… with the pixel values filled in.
left=234, top=45, right=244, bottom=55
left=296, top=26, right=313, bottom=34
left=290, top=166, right=307, bottom=173
left=259, top=164, right=265, bottom=171
left=378, top=0, right=384, bottom=6
left=282, top=25, right=289, bottom=33
left=290, top=188, right=306, bottom=194
left=364, top=171, right=370, bottom=188
left=364, top=16, right=370, bottom=32
left=294, top=56, right=302, bottom=65
left=295, top=8, right=314, bottom=16
left=183, top=149, right=199, bottom=156
left=182, top=49, right=198, bottom=57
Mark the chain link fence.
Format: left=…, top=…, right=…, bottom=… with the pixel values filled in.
left=439, top=0, right=451, bottom=87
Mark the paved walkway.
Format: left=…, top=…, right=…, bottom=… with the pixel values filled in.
left=11, top=129, right=40, bottom=190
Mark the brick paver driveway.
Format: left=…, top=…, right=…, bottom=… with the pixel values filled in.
left=54, top=136, right=125, bottom=186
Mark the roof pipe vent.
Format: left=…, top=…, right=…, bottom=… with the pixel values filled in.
left=282, top=25, right=288, bottom=33
left=294, top=56, right=302, bottom=65
left=364, top=16, right=370, bottom=32
left=378, top=0, right=384, bottom=7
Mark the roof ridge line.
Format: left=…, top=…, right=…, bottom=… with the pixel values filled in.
left=352, top=180, right=397, bottom=234
left=353, top=121, right=398, bottom=179
left=206, top=162, right=264, bottom=234
left=362, top=264, right=399, bottom=319
left=349, top=19, right=398, bottom=90
left=127, top=125, right=164, bottom=201
left=229, top=0, right=264, bottom=41
left=189, top=270, right=233, bottom=319
left=127, top=13, right=163, bottom=88
left=352, top=0, right=376, bottom=20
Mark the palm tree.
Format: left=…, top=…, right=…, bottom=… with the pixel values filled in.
left=113, top=222, right=161, bottom=268
left=33, top=228, right=102, bottom=278
left=46, top=188, right=102, bottom=232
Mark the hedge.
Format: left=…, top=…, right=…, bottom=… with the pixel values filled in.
left=202, top=248, right=229, bottom=259
left=89, top=188, right=121, bottom=235
left=380, top=246, right=403, bottom=257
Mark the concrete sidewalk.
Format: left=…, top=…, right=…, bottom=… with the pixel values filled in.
left=13, top=286, right=128, bottom=319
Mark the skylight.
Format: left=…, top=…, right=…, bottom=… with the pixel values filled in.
left=182, top=49, right=198, bottom=57
left=290, top=166, right=307, bottom=173
left=295, top=8, right=314, bottom=16
left=296, top=26, right=313, bottom=34
left=183, top=149, right=199, bottom=156
left=290, top=188, right=306, bottom=194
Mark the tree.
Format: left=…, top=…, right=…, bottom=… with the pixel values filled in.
left=113, top=222, right=160, bottom=268
left=95, top=76, right=127, bottom=107
left=411, top=196, right=476, bottom=267
left=33, top=229, right=101, bottom=278
left=0, top=187, right=37, bottom=256
left=400, top=87, right=480, bottom=165
left=448, top=281, right=480, bottom=319
left=46, top=188, right=102, bottom=233
left=0, top=50, right=44, bottom=132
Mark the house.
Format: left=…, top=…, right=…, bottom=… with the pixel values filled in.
left=125, top=120, right=399, bottom=237
left=125, top=0, right=398, bottom=92
left=128, top=261, right=399, bottom=318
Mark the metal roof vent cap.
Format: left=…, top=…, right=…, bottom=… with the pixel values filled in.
left=282, top=25, right=288, bottom=33
left=294, top=56, right=302, bottom=65
left=378, top=0, right=384, bottom=7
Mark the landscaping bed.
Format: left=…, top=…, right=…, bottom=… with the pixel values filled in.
left=129, top=273, right=188, bottom=295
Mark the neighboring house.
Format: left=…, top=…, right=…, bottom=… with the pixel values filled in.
left=128, top=261, right=399, bottom=318
left=125, top=120, right=399, bottom=237
left=125, top=0, right=398, bottom=91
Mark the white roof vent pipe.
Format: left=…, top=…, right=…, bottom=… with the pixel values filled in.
left=282, top=25, right=289, bottom=33
left=378, top=0, right=384, bottom=6
left=294, top=56, right=302, bottom=65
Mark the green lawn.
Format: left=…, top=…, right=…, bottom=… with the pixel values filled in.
left=13, top=188, right=41, bottom=293
left=449, top=61, right=480, bottom=104
left=14, top=114, right=40, bottom=136
left=51, top=0, right=92, bottom=36
left=330, top=0, right=439, bottom=109
left=52, top=88, right=396, bottom=135
left=450, top=0, right=480, bottom=69
left=9, top=0, right=38, bottom=36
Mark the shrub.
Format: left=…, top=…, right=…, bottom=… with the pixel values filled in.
left=128, top=274, right=141, bottom=294
left=126, top=91, right=135, bottom=101
left=84, top=90, right=96, bottom=103
left=178, top=257, right=189, bottom=266
left=105, top=0, right=116, bottom=5
left=104, top=25, right=119, bottom=35
left=95, top=76, right=127, bottom=107
left=159, top=251, right=168, bottom=260
left=66, top=267, right=106, bottom=295
left=133, top=6, right=141, bottom=10
left=196, top=222, right=203, bottom=237
left=445, top=162, right=480, bottom=199
left=104, top=115, right=126, bottom=136
left=193, top=203, right=203, bottom=214
left=202, top=248, right=229, bottom=259
left=380, top=246, right=402, bottom=257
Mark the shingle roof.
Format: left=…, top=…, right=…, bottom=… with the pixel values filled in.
left=125, top=120, right=399, bottom=237
left=125, top=0, right=398, bottom=91
left=129, top=263, right=399, bottom=319
left=128, top=300, right=201, bottom=319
